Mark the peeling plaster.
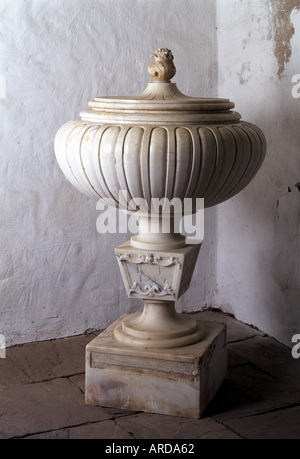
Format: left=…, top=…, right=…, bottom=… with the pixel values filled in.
left=240, top=61, right=251, bottom=85
left=217, top=0, right=300, bottom=346
left=270, top=0, right=300, bottom=78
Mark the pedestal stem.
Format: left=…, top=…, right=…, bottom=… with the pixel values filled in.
left=133, top=301, right=184, bottom=334
left=131, top=214, right=186, bottom=250
left=114, top=299, right=205, bottom=349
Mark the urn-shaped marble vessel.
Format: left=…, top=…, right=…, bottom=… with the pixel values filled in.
left=55, top=47, right=266, bottom=344
left=55, top=47, right=266, bottom=346
left=54, top=49, right=266, bottom=417
left=55, top=48, right=266, bottom=224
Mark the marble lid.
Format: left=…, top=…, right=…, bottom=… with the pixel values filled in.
left=80, top=48, right=241, bottom=125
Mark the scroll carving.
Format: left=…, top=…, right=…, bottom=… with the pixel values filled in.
left=129, top=281, right=175, bottom=298
left=118, top=252, right=181, bottom=268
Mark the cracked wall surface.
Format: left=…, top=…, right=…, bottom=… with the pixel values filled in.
left=216, top=0, right=300, bottom=346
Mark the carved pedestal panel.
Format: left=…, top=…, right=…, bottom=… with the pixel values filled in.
left=113, top=241, right=205, bottom=349
left=115, top=241, right=201, bottom=302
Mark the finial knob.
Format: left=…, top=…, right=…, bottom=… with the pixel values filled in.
left=148, top=48, right=176, bottom=82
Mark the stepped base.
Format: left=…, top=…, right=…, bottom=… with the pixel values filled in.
left=85, top=315, right=227, bottom=419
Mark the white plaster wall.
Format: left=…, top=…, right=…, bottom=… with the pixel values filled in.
left=0, top=0, right=218, bottom=345
left=216, top=0, right=300, bottom=345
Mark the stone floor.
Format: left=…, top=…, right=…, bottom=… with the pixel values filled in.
left=1, top=310, right=300, bottom=440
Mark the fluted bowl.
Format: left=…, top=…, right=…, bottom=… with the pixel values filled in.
left=54, top=49, right=266, bottom=214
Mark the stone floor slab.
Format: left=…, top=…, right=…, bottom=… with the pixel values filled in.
left=0, top=377, right=112, bottom=438
left=69, top=373, right=85, bottom=393
left=114, top=412, right=241, bottom=439
left=227, top=349, right=249, bottom=369
left=228, top=335, right=292, bottom=368
left=222, top=406, right=300, bottom=439
left=191, top=311, right=263, bottom=343
left=262, top=360, right=300, bottom=391
left=26, top=419, right=133, bottom=439
left=206, top=364, right=300, bottom=421
left=0, top=354, right=33, bottom=386
left=1, top=311, right=299, bottom=439
left=7, top=334, right=94, bottom=382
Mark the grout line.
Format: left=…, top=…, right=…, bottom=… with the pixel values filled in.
left=7, top=371, right=86, bottom=386
left=236, top=360, right=300, bottom=386
left=11, top=418, right=115, bottom=440
left=235, top=402, right=300, bottom=418
left=113, top=417, right=136, bottom=439
left=67, top=373, right=85, bottom=394
left=227, top=362, right=249, bottom=369
left=4, top=355, right=35, bottom=384
left=211, top=418, right=246, bottom=439
left=227, top=334, right=261, bottom=344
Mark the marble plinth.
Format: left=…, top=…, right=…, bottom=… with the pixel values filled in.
left=85, top=315, right=227, bottom=419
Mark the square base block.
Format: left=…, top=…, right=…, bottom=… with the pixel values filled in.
left=85, top=316, right=227, bottom=419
